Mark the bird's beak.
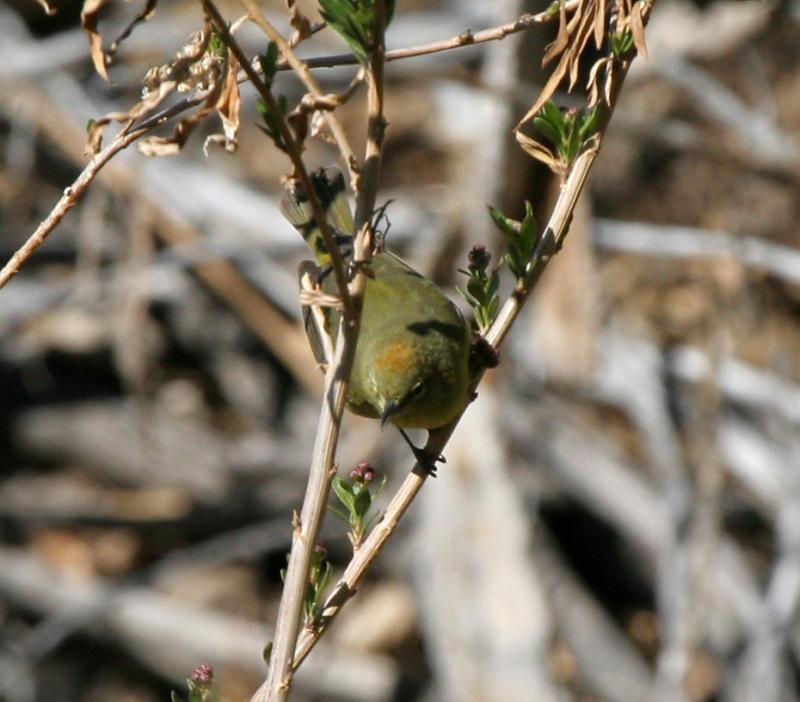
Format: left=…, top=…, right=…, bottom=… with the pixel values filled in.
left=380, top=400, right=396, bottom=429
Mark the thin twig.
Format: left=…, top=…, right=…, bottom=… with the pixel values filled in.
left=254, top=4, right=390, bottom=699
left=199, top=8, right=372, bottom=702
left=0, top=96, right=204, bottom=291
left=281, top=1, right=578, bottom=71
left=201, top=0, right=350, bottom=307
left=289, top=17, right=646, bottom=671
left=239, top=0, right=358, bottom=182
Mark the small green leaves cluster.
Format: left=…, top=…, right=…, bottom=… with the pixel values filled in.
left=258, top=41, right=280, bottom=85
left=281, top=544, right=333, bottom=626
left=318, top=0, right=395, bottom=64
left=489, top=202, right=540, bottom=283
left=256, top=94, right=290, bottom=152
left=207, top=31, right=226, bottom=58
left=544, top=0, right=561, bottom=18
left=255, top=42, right=291, bottom=151
left=611, top=30, right=634, bottom=57
left=457, top=245, right=500, bottom=334
left=171, top=664, right=217, bottom=702
left=330, top=461, right=386, bottom=548
left=305, top=545, right=333, bottom=625
left=534, top=100, right=600, bottom=169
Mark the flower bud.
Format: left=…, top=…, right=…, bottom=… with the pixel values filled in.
left=467, top=244, right=492, bottom=272
left=191, top=664, right=214, bottom=685
left=351, top=460, right=375, bottom=482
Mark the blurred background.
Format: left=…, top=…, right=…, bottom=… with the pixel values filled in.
left=1, top=0, right=800, bottom=700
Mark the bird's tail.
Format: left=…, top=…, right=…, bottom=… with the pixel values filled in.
left=280, top=167, right=354, bottom=266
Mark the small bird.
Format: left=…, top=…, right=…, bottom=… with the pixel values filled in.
left=280, top=168, right=472, bottom=460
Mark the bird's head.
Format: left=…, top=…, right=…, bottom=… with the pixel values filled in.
left=366, top=337, right=431, bottom=429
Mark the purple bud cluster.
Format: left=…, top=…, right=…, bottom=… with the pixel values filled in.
left=467, top=244, right=492, bottom=272
left=351, top=460, right=376, bottom=483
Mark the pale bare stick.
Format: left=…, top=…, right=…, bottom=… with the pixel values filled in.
left=201, top=0, right=350, bottom=306
left=254, top=3, right=390, bottom=699
left=0, top=96, right=205, bottom=291
left=288, top=1, right=578, bottom=71
left=239, top=0, right=358, bottom=182
left=288, top=6, right=649, bottom=669
left=199, top=14, right=368, bottom=699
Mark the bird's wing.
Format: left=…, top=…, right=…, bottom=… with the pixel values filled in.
left=298, top=260, right=335, bottom=371
left=280, top=167, right=354, bottom=266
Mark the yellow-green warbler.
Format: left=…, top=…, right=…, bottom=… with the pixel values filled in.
left=280, top=168, right=472, bottom=447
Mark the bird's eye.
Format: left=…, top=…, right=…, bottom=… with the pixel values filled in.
left=410, top=383, right=424, bottom=398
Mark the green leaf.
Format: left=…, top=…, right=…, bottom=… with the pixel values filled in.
left=256, top=94, right=290, bottom=151
left=541, top=100, right=565, bottom=132
left=258, top=41, right=280, bottom=84
left=318, top=560, right=333, bottom=594
left=612, top=30, right=634, bottom=56
left=533, top=116, right=562, bottom=146
left=208, top=30, right=226, bottom=58
left=332, top=476, right=356, bottom=514
left=488, top=205, right=518, bottom=238
left=319, top=0, right=393, bottom=64
left=353, top=482, right=372, bottom=518
left=578, top=105, right=601, bottom=140
left=467, top=276, right=486, bottom=303
left=456, top=286, right=480, bottom=308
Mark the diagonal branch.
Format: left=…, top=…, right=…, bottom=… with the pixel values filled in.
left=288, top=0, right=579, bottom=71
left=288, top=3, right=650, bottom=670
left=239, top=0, right=359, bottom=182
left=0, top=95, right=206, bottom=291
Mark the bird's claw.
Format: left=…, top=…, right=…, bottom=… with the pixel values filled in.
left=411, top=446, right=445, bottom=478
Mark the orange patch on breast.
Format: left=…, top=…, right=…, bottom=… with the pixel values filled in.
left=375, top=341, right=416, bottom=374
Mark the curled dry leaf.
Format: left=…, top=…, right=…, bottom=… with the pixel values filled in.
left=82, top=0, right=159, bottom=81
left=594, top=0, right=606, bottom=48
left=203, top=50, right=242, bottom=155
left=542, top=0, right=569, bottom=66
left=520, top=0, right=609, bottom=128
left=514, top=130, right=559, bottom=171
left=139, top=61, right=226, bottom=157
left=81, top=0, right=112, bottom=82
left=34, top=0, right=57, bottom=16
left=87, top=81, right=176, bottom=153
left=629, top=1, right=649, bottom=59
left=86, top=27, right=220, bottom=154
left=287, top=0, right=313, bottom=46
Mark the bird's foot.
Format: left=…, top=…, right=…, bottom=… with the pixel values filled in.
left=411, top=446, right=446, bottom=478
left=397, top=428, right=445, bottom=478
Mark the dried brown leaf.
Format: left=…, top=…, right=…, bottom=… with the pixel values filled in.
left=543, top=0, right=569, bottom=66
left=139, top=57, right=224, bottom=158
left=86, top=81, right=178, bottom=153
left=287, top=0, right=312, bottom=46
left=206, top=51, right=242, bottom=154
left=586, top=56, right=609, bottom=106
left=630, top=1, right=649, bottom=58
left=81, top=0, right=112, bottom=82
left=594, top=0, right=606, bottom=48
left=515, top=130, right=559, bottom=171
left=34, top=0, right=57, bottom=15
left=138, top=103, right=211, bottom=156
left=518, top=55, right=570, bottom=128
left=568, top=7, right=596, bottom=89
